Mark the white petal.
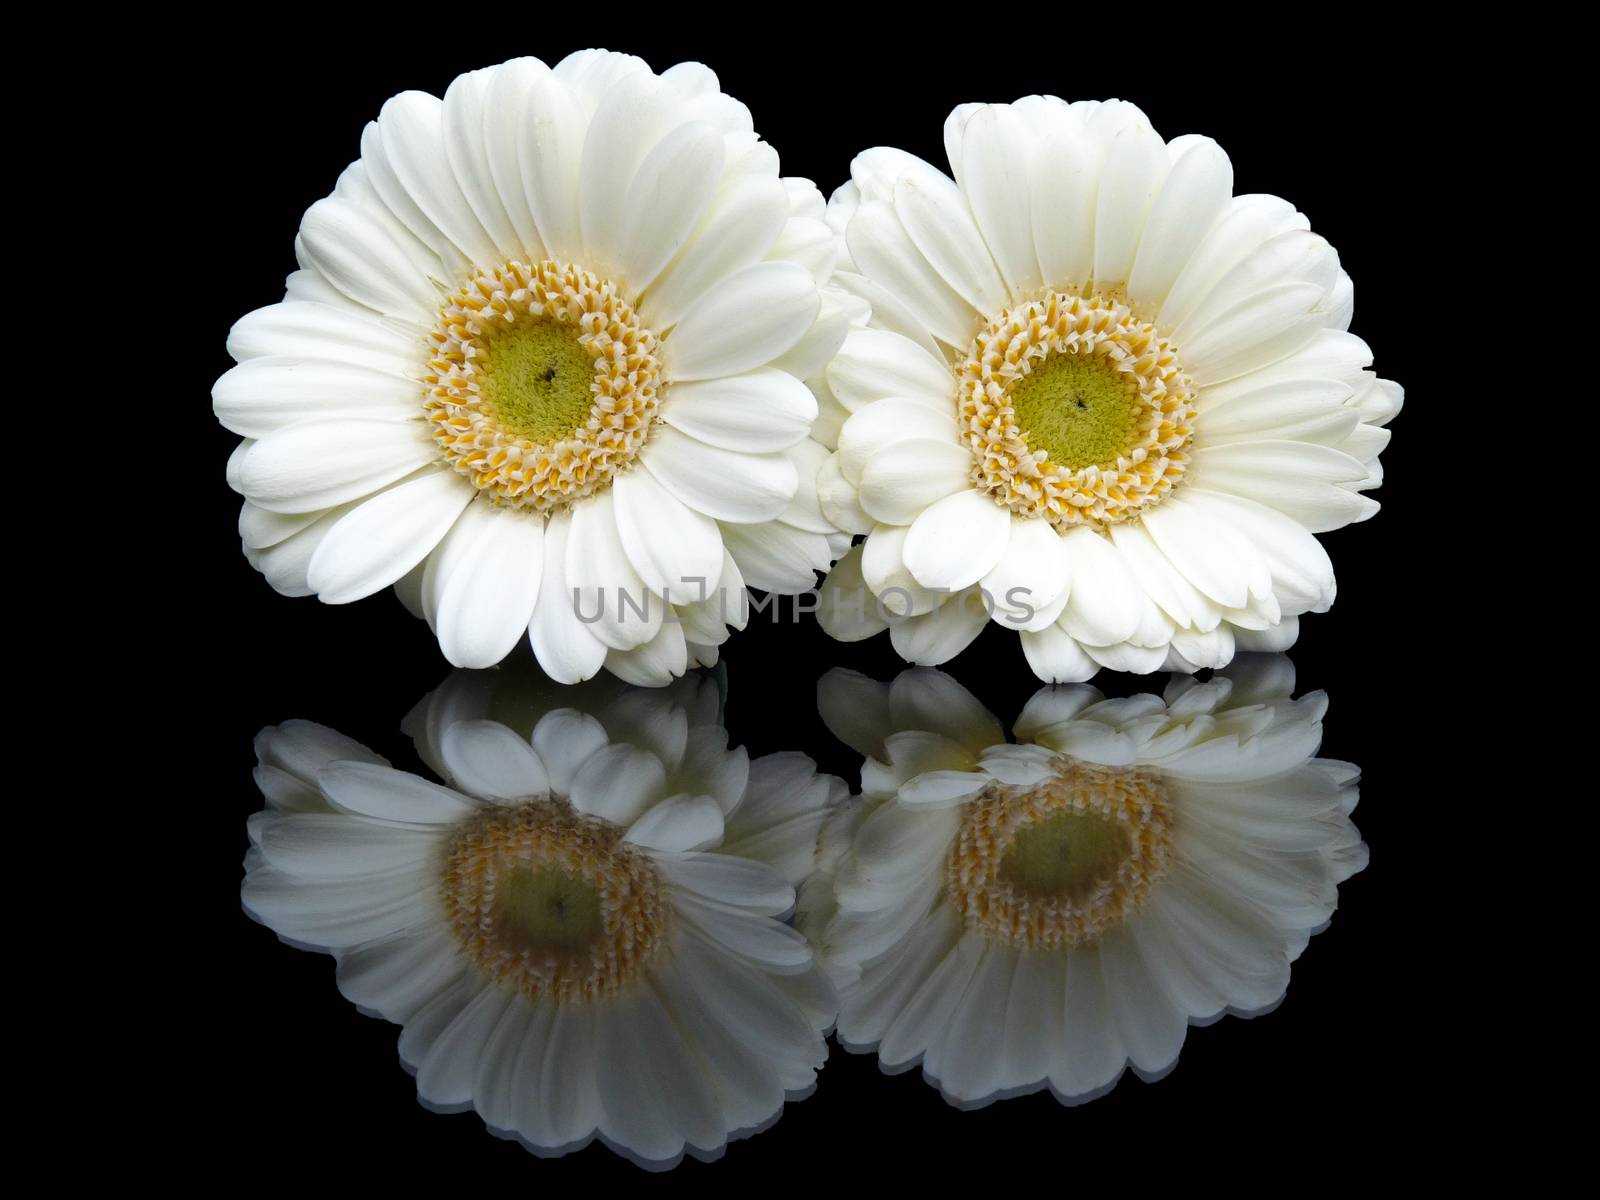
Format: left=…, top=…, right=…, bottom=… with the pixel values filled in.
left=1030, top=123, right=1097, bottom=289
left=815, top=546, right=892, bottom=643
left=1158, top=194, right=1308, bottom=332
left=892, top=167, right=1007, bottom=316
left=899, top=770, right=990, bottom=808
left=566, top=491, right=660, bottom=651
left=846, top=199, right=977, bottom=349
left=254, top=813, right=436, bottom=877
left=889, top=590, right=989, bottom=665
left=234, top=420, right=436, bottom=514
left=1126, top=137, right=1234, bottom=311
left=214, top=358, right=417, bottom=440
left=528, top=509, right=608, bottom=684
left=1099, top=928, right=1187, bottom=1074
left=295, top=197, right=439, bottom=321
left=721, top=521, right=830, bottom=593
left=619, top=121, right=726, bottom=293
left=1195, top=377, right=1359, bottom=444
left=827, top=269, right=946, bottom=362
left=623, top=793, right=725, bottom=851
left=248, top=508, right=348, bottom=597
left=226, top=301, right=419, bottom=375
left=1181, top=281, right=1329, bottom=386
left=837, top=398, right=960, bottom=485
left=641, top=426, right=797, bottom=523
left=658, top=854, right=794, bottom=915
left=776, top=438, right=837, bottom=533
left=479, top=58, right=551, bottom=260
left=519, top=74, right=586, bottom=262
left=307, top=470, right=473, bottom=604
left=1179, top=489, right=1335, bottom=612
left=664, top=261, right=819, bottom=381
left=369, top=91, right=500, bottom=269
left=856, top=441, right=971, bottom=526
left=530, top=709, right=610, bottom=792
left=1091, top=122, right=1169, bottom=289
left=319, top=761, right=478, bottom=824
left=569, top=742, right=666, bottom=825
left=438, top=720, right=550, bottom=800
left=1057, top=527, right=1141, bottom=645
left=640, top=175, right=789, bottom=331
left=1175, top=231, right=1338, bottom=346
left=816, top=453, right=872, bottom=534
left=902, top=490, right=1012, bottom=591
left=426, top=500, right=545, bottom=669
left=604, top=618, right=690, bottom=687
left=611, top=467, right=725, bottom=606
left=442, top=67, right=526, bottom=263
left=1138, top=491, right=1274, bottom=610
left=887, top=667, right=1003, bottom=751
left=661, top=368, right=817, bottom=453
left=960, top=105, right=1043, bottom=299
left=1187, top=441, right=1375, bottom=533
left=577, top=70, right=676, bottom=263
left=981, top=517, right=1070, bottom=630
left=238, top=501, right=320, bottom=551
left=1107, top=521, right=1222, bottom=632
left=1021, top=625, right=1098, bottom=683
left=825, top=329, right=955, bottom=414
left=861, top=524, right=944, bottom=616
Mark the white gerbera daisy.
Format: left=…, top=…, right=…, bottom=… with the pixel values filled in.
left=242, top=667, right=845, bottom=1168
left=218, top=51, right=850, bottom=686
left=812, top=99, right=1401, bottom=681
left=798, top=655, right=1366, bottom=1106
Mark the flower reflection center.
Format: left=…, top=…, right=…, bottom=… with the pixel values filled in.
left=997, top=809, right=1132, bottom=900
left=441, top=797, right=666, bottom=1003
left=947, top=756, right=1172, bottom=950
left=493, top=863, right=605, bottom=957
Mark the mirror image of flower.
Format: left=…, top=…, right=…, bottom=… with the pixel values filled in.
left=799, top=654, right=1366, bottom=1106
left=242, top=667, right=845, bottom=1167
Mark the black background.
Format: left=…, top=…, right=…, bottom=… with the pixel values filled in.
left=162, top=23, right=1458, bottom=1179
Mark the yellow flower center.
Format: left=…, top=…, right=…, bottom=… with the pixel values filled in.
left=440, top=798, right=666, bottom=1003
left=956, top=291, right=1196, bottom=530
left=945, top=756, right=1172, bottom=950
left=423, top=259, right=664, bottom=514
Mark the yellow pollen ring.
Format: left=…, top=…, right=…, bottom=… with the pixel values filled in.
left=440, top=798, right=667, bottom=1004
left=956, top=291, right=1197, bottom=531
left=945, top=756, right=1173, bottom=951
left=423, top=259, right=664, bottom=514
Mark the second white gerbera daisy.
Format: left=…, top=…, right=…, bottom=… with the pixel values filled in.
left=813, top=98, right=1401, bottom=681
left=218, top=51, right=849, bottom=686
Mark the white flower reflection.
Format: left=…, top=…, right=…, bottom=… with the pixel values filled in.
left=797, top=653, right=1366, bottom=1107
left=243, top=667, right=845, bottom=1168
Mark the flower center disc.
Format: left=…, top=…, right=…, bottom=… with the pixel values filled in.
left=946, top=756, right=1173, bottom=951
left=1007, top=353, right=1142, bottom=472
left=956, top=291, right=1197, bottom=531
left=477, top=320, right=598, bottom=443
left=423, top=259, right=664, bottom=514
left=441, top=798, right=666, bottom=1002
